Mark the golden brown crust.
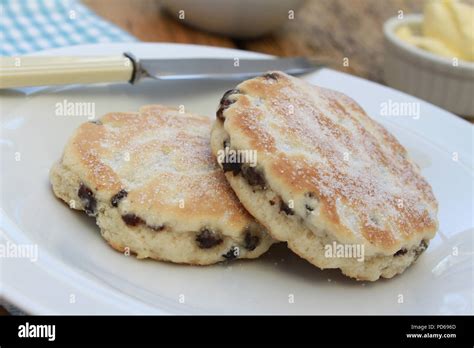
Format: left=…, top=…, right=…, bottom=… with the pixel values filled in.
left=218, top=72, right=438, bottom=255
left=51, top=105, right=274, bottom=265
left=60, top=105, right=257, bottom=235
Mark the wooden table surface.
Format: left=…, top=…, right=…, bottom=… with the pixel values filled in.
left=1, top=0, right=470, bottom=315
left=83, top=0, right=423, bottom=83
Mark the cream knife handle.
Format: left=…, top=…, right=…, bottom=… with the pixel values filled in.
left=0, top=55, right=135, bottom=88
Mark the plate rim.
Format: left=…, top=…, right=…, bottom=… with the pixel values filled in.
left=1, top=42, right=472, bottom=314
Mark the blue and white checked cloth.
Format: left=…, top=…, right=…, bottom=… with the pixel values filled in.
left=0, top=0, right=136, bottom=56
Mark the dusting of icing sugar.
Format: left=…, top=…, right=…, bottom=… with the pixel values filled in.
left=79, top=108, right=248, bottom=227
left=232, top=74, right=437, bottom=242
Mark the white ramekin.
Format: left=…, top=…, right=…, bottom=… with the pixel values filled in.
left=383, top=15, right=474, bottom=117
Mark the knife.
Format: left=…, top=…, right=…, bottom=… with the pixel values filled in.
left=0, top=53, right=320, bottom=89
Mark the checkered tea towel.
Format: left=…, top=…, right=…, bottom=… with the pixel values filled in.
left=0, top=0, right=136, bottom=56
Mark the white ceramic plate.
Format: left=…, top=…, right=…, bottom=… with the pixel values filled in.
left=1, top=43, right=472, bottom=315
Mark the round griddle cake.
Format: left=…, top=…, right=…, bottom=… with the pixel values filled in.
left=211, top=71, right=438, bottom=281
left=50, top=105, right=273, bottom=265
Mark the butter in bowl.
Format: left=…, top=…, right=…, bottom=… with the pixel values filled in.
left=383, top=0, right=474, bottom=117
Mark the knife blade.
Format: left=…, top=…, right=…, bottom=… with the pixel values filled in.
left=0, top=53, right=322, bottom=89
left=130, top=54, right=320, bottom=83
